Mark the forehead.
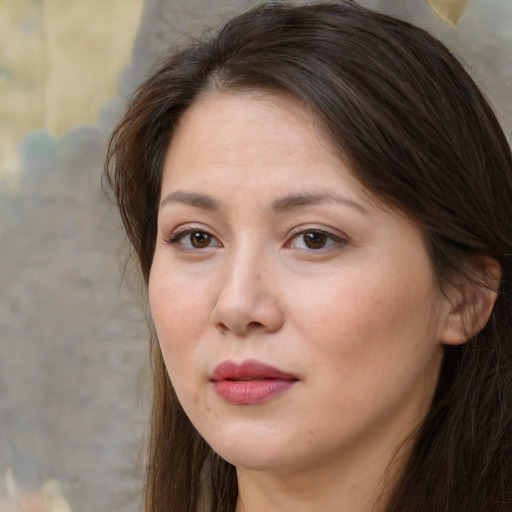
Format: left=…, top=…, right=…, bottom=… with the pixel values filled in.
left=161, top=90, right=371, bottom=199
left=168, top=90, right=323, bottom=160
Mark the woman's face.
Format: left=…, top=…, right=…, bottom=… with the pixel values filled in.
left=149, top=91, right=454, bottom=475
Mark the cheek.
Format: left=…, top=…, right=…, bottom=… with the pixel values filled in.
left=149, top=275, right=213, bottom=418
left=292, top=271, right=443, bottom=436
left=289, top=260, right=442, bottom=382
left=148, top=267, right=210, bottom=373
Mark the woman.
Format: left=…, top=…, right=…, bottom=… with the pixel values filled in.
left=104, top=2, right=512, bottom=511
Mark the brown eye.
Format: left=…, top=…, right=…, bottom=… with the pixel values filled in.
left=167, top=229, right=221, bottom=249
left=289, top=230, right=344, bottom=251
left=190, top=231, right=212, bottom=248
left=303, top=232, right=328, bottom=249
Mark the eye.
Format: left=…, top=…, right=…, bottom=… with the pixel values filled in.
left=289, top=230, right=344, bottom=250
left=167, top=229, right=221, bottom=249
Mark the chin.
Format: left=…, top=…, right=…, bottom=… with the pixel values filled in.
left=216, top=448, right=297, bottom=473
left=203, top=428, right=292, bottom=469
left=204, top=427, right=319, bottom=474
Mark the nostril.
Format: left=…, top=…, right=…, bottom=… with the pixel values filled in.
left=247, top=321, right=265, bottom=330
left=216, top=321, right=229, bottom=334
left=215, top=320, right=266, bottom=336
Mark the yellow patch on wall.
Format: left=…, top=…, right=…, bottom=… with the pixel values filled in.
left=0, top=0, right=143, bottom=178
left=426, top=0, right=467, bottom=26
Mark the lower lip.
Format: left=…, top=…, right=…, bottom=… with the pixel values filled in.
left=213, top=379, right=296, bottom=405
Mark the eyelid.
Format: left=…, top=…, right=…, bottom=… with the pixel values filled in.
left=163, top=224, right=222, bottom=248
left=162, top=223, right=347, bottom=251
left=286, top=226, right=348, bottom=250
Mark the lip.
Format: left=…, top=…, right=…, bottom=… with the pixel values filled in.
left=210, top=359, right=298, bottom=405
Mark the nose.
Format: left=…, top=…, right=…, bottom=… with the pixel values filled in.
left=210, top=251, right=285, bottom=337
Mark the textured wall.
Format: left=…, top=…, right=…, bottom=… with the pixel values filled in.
left=1, top=1, right=510, bottom=511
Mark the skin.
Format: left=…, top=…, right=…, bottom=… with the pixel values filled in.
left=149, top=91, right=460, bottom=512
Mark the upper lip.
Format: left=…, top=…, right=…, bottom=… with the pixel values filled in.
left=211, top=359, right=298, bottom=382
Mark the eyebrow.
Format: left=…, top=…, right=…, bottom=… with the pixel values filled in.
left=271, top=192, right=369, bottom=215
left=160, top=191, right=220, bottom=210
left=159, top=190, right=368, bottom=215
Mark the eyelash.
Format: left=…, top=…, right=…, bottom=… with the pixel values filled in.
left=164, top=226, right=221, bottom=249
left=164, top=226, right=347, bottom=251
left=287, top=228, right=347, bottom=251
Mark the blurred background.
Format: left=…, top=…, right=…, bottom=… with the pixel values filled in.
left=0, top=0, right=510, bottom=511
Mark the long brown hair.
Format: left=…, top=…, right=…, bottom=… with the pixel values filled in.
left=104, top=2, right=512, bottom=511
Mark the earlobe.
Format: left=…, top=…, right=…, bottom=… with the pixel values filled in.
left=441, top=257, right=501, bottom=346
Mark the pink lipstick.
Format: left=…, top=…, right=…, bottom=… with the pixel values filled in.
left=211, top=359, right=298, bottom=405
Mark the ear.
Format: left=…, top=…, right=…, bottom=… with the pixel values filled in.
left=441, top=257, right=502, bottom=346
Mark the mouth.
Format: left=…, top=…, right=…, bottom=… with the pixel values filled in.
left=210, top=359, right=299, bottom=405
